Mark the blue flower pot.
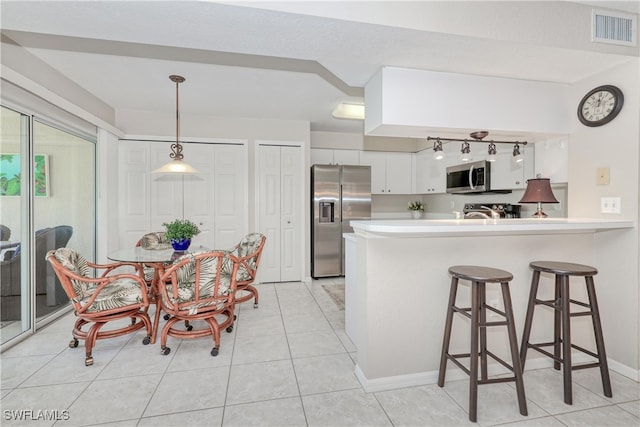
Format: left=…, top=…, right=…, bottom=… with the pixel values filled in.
left=171, top=238, right=191, bottom=251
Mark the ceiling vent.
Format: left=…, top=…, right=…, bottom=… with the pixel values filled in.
left=592, top=9, right=637, bottom=47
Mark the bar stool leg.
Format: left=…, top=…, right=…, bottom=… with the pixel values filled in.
left=520, top=270, right=540, bottom=368
left=554, top=276, right=562, bottom=371
left=479, top=281, right=488, bottom=381
left=469, top=281, right=480, bottom=423
left=501, top=282, right=528, bottom=416
left=585, top=276, right=612, bottom=398
left=560, top=275, right=573, bottom=405
left=438, top=277, right=459, bottom=387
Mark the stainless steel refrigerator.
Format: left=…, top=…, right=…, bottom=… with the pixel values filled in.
left=311, top=164, right=371, bottom=278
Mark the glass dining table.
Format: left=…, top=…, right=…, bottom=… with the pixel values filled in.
left=107, top=245, right=210, bottom=344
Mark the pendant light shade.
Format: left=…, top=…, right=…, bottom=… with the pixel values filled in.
left=152, top=75, right=199, bottom=174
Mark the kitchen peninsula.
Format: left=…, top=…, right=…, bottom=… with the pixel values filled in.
left=344, top=217, right=634, bottom=392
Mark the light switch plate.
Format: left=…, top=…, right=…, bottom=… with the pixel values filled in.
left=596, top=167, right=610, bottom=185
left=601, top=197, right=621, bottom=213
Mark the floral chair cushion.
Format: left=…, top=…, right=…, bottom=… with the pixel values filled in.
left=50, top=247, right=92, bottom=300
left=230, top=233, right=264, bottom=282
left=162, top=252, right=235, bottom=313
left=49, top=247, right=144, bottom=312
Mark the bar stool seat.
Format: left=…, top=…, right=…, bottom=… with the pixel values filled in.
left=520, top=261, right=612, bottom=405
left=438, top=265, right=528, bottom=422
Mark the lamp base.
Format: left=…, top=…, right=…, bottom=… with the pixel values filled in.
left=532, top=202, right=548, bottom=218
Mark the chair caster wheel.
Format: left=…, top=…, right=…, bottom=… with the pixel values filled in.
left=211, top=347, right=219, bottom=356
left=85, top=356, right=93, bottom=366
left=234, top=314, right=237, bottom=320
left=163, top=314, right=170, bottom=320
left=69, top=339, right=79, bottom=348
left=253, top=303, right=258, bottom=308
left=161, top=347, right=171, bottom=355
left=226, top=325, right=233, bottom=333
left=142, top=336, right=151, bottom=345
left=186, top=325, right=193, bottom=331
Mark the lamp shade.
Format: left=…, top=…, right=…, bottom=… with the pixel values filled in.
left=152, top=158, right=200, bottom=174
left=519, top=178, right=558, bottom=204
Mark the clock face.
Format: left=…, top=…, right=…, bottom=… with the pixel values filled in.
left=578, top=85, right=624, bottom=127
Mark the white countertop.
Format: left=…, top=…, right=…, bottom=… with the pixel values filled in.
left=349, top=217, right=635, bottom=238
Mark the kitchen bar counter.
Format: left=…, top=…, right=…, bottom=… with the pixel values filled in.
left=345, top=217, right=635, bottom=392
left=350, top=217, right=634, bottom=237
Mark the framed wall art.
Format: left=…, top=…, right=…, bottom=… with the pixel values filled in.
left=0, top=154, right=49, bottom=197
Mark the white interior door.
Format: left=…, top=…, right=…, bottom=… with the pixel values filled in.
left=118, top=140, right=151, bottom=247
left=183, top=144, right=215, bottom=247
left=257, top=144, right=302, bottom=283
left=213, top=144, right=246, bottom=250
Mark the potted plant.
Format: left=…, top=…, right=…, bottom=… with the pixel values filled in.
left=162, top=219, right=201, bottom=251
left=407, top=200, right=425, bottom=219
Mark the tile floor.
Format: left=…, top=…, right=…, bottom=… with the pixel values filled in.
left=1, top=278, right=639, bottom=426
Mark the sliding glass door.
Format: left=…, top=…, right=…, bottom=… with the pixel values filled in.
left=0, top=105, right=96, bottom=345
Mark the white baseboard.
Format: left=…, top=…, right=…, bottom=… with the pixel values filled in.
left=355, top=353, right=639, bottom=393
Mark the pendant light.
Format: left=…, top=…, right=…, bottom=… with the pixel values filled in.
left=152, top=75, right=199, bottom=174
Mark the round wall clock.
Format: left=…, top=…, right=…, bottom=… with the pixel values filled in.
left=577, top=85, right=624, bottom=127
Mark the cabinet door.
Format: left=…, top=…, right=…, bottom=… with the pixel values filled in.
left=490, top=148, right=525, bottom=190
left=415, top=150, right=446, bottom=194
left=385, top=152, right=412, bottom=194
left=534, top=138, right=567, bottom=183
left=333, top=150, right=360, bottom=165
left=359, top=151, right=387, bottom=194
left=310, top=148, right=333, bottom=165
left=149, top=143, right=183, bottom=230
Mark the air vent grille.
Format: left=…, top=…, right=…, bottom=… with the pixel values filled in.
left=592, top=9, right=637, bottom=46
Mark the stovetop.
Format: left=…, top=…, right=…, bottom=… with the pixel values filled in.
left=463, top=203, right=521, bottom=218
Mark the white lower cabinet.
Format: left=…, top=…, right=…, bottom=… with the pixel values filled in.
left=118, top=140, right=247, bottom=250
left=360, top=151, right=412, bottom=194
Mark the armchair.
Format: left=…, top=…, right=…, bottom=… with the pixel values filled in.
left=1, top=226, right=73, bottom=320
left=157, top=250, right=239, bottom=357
left=227, top=233, right=266, bottom=308
left=46, top=248, right=152, bottom=366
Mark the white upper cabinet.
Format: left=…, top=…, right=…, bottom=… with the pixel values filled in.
left=413, top=150, right=446, bottom=194
left=360, top=151, right=412, bottom=194
left=489, top=146, right=528, bottom=190
left=534, top=137, right=568, bottom=183
left=310, top=148, right=359, bottom=165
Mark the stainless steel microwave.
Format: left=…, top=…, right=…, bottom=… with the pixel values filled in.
left=446, top=160, right=491, bottom=193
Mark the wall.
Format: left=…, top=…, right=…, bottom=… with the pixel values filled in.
left=568, top=59, right=640, bottom=375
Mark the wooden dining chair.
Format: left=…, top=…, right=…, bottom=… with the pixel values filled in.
left=157, top=250, right=239, bottom=356
left=46, top=248, right=152, bottom=366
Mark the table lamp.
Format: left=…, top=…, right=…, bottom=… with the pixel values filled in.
left=519, top=178, right=558, bottom=218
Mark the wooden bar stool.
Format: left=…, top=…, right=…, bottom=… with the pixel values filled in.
left=520, top=261, right=612, bottom=405
left=438, top=265, right=528, bottom=422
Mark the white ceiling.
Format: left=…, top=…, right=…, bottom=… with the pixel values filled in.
left=1, top=1, right=638, bottom=135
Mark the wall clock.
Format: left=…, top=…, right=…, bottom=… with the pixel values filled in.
left=577, top=85, right=624, bottom=127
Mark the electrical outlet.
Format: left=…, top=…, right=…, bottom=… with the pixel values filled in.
left=601, top=197, right=621, bottom=214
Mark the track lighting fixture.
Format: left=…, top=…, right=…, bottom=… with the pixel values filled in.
left=432, top=138, right=445, bottom=160
left=460, top=141, right=472, bottom=162
left=487, top=143, right=497, bottom=162
left=427, top=131, right=527, bottom=164
left=513, top=143, right=524, bottom=163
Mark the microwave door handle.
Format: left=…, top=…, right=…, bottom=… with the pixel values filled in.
left=469, top=165, right=476, bottom=190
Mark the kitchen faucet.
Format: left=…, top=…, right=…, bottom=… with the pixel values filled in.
left=480, top=205, right=501, bottom=219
